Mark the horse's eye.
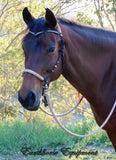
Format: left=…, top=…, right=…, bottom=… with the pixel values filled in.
left=47, top=46, right=55, bottom=54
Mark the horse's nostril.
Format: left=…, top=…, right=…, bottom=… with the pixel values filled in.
left=18, top=90, right=36, bottom=108
left=27, top=91, right=36, bottom=106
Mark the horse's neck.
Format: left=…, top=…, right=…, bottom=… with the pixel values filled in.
left=61, top=23, right=116, bottom=106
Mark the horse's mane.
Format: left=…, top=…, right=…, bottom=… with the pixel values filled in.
left=58, top=18, right=116, bottom=39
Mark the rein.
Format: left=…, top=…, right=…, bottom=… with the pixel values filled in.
left=23, top=24, right=116, bottom=138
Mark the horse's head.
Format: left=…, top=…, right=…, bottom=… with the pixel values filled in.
left=18, top=8, right=64, bottom=111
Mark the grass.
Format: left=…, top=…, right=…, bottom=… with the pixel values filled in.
left=0, top=118, right=115, bottom=159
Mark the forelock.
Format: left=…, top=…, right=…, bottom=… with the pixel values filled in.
left=27, top=17, right=48, bottom=32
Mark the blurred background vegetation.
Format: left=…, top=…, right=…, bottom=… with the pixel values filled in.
left=0, top=0, right=116, bottom=124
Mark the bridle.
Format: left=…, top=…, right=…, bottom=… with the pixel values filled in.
left=23, top=24, right=64, bottom=106
left=22, top=24, right=116, bottom=138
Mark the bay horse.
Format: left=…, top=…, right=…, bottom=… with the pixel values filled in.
left=18, top=7, right=116, bottom=150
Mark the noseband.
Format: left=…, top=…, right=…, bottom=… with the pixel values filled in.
left=23, top=24, right=64, bottom=105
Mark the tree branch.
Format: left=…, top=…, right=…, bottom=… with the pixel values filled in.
left=102, top=0, right=115, bottom=31
left=5, top=29, right=26, bottom=52
left=94, top=0, right=104, bottom=27
left=0, top=0, right=8, bottom=18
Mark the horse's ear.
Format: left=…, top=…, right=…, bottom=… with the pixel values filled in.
left=22, top=7, right=35, bottom=24
left=45, top=8, right=57, bottom=28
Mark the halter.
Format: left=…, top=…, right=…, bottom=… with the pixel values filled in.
left=23, top=24, right=64, bottom=106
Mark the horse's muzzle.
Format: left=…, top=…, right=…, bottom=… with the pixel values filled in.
left=18, top=90, right=41, bottom=111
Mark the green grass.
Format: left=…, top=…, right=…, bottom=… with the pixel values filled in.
left=0, top=118, right=115, bottom=159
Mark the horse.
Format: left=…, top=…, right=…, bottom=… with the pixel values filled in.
left=18, top=7, right=116, bottom=150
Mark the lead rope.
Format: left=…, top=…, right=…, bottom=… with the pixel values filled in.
left=40, top=96, right=83, bottom=117
left=44, top=88, right=116, bottom=138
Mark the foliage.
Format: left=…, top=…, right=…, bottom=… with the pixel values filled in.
left=0, top=119, right=112, bottom=155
